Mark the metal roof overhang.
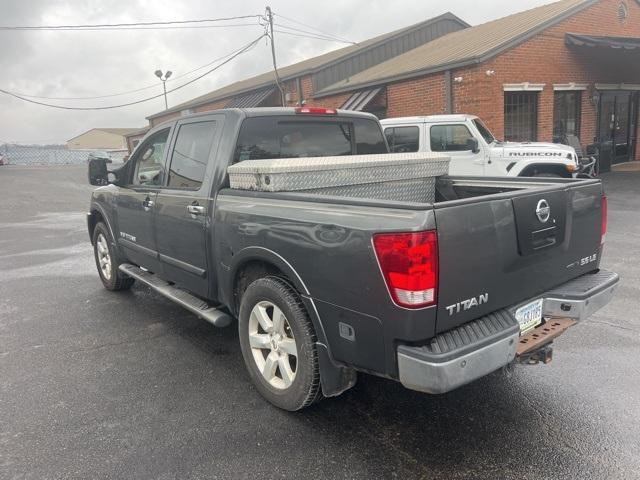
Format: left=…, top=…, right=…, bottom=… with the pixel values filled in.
left=566, top=33, right=640, bottom=51
left=340, top=87, right=382, bottom=111
left=225, top=87, right=276, bottom=108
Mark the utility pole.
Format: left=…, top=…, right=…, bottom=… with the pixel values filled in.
left=266, top=6, right=285, bottom=106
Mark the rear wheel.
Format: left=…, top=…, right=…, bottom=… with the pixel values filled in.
left=92, top=222, right=135, bottom=291
left=238, top=276, right=321, bottom=411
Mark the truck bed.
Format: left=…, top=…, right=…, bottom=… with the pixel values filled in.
left=216, top=175, right=605, bottom=378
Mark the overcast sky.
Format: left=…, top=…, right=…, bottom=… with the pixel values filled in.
left=1, top=0, right=554, bottom=144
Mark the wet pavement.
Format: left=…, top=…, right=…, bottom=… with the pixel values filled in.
left=1, top=165, right=639, bottom=479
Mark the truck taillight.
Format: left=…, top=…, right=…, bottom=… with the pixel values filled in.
left=601, top=195, right=608, bottom=245
left=373, top=231, right=438, bottom=309
left=295, top=107, right=337, bottom=115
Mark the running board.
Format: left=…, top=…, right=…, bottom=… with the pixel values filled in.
left=118, top=263, right=233, bottom=328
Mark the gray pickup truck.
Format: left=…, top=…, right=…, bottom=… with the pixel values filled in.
left=87, top=107, right=618, bottom=411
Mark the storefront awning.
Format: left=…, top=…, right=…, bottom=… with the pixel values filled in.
left=566, top=33, right=640, bottom=51
left=340, top=87, right=382, bottom=111
left=225, top=87, right=275, bottom=108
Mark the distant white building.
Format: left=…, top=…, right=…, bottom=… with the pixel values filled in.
left=66, top=128, right=143, bottom=153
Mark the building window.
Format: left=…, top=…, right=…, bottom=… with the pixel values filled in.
left=504, top=92, right=538, bottom=142
left=553, top=91, right=582, bottom=143
left=430, top=125, right=475, bottom=152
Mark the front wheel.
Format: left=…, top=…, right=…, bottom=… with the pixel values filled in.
left=92, top=222, right=134, bottom=291
left=238, top=276, right=321, bottom=411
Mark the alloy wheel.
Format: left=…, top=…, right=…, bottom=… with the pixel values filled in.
left=248, top=300, right=298, bottom=389
left=96, top=233, right=112, bottom=281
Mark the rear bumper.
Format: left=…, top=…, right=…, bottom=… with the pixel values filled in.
left=541, top=269, right=619, bottom=321
left=397, top=269, right=619, bottom=394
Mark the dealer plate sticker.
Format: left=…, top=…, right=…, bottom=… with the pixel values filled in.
left=515, top=298, right=544, bottom=334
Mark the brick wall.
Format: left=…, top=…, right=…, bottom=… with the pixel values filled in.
left=339, top=0, right=640, bottom=159
left=452, top=0, right=640, bottom=151
left=386, top=75, right=447, bottom=117
left=147, top=0, right=640, bottom=160
left=454, top=0, right=640, bottom=143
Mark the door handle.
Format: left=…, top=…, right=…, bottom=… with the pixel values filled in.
left=142, top=196, right=154, bottom=211
left=187, top=205, right=205, bottom=215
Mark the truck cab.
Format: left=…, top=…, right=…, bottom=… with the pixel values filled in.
left=381, top=114, right=579, bottom=177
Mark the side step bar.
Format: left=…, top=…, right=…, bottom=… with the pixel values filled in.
left=119, top=263, right=233, bottom=328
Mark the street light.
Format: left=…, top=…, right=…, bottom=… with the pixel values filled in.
left=155, top=69, right=172, bottom=110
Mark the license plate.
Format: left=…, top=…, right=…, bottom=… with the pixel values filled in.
left=515, top=299, right=544, bottom=334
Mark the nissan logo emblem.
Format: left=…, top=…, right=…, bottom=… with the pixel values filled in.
left=536, top=199, right=551, bottom=223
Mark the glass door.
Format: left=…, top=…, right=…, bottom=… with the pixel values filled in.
left=598, top=91, right=634, bottom=165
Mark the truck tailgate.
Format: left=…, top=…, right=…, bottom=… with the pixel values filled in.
left=434, top=181, right=605, bottom=333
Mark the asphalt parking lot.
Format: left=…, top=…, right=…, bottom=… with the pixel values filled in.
left=1, top=165, right=639, bottom=480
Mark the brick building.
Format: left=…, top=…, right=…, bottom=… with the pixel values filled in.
left=147, top=0, right=640, bottom=168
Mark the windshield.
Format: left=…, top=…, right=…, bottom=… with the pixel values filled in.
left=473, top=119, right=497, bottom=144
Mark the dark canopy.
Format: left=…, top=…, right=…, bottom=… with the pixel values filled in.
left=566, top=33, right=640, bottom=50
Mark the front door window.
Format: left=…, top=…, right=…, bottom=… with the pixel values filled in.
left=132, top=129, right=170, bottom=186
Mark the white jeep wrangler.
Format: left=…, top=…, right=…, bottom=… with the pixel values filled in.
left=381, top=115, right=579, bottom=177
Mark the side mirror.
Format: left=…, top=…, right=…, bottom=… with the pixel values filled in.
left=466, top=137, right=480, bottom=154
left=88, top=158, right=108, bottom=186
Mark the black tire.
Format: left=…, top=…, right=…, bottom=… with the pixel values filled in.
left=238, top=276, right=321, bottom=411
left=92, top=222, right=135, bottom=291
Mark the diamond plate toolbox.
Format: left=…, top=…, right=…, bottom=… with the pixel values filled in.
left=227, top=152, right=450, bottom=201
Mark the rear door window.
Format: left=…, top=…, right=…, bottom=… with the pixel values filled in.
left=234, top=116, right=386, bottom=161
left=384, top=126, right=420, bottom=153
left=354, top=121, right=387, bottom=154
left=166, top=121, right=217, bottom=189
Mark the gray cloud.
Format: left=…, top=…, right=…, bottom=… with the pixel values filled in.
left=0, top=0, right=549, bottom=143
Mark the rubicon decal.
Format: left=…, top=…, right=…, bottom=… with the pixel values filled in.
left=508, top=151, right=564, bottom=157
left=446, top=293, right=489, bottom=316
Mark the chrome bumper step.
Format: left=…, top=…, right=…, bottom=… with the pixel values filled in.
left=397, top=310, right=520, bottom=394
left=397, top=269, right=619, bottom=395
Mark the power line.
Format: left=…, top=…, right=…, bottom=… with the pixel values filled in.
left=0, top=34, right=266, bottom=110
left=0, top=15, right=261, bottom=31
left=273, top=22, right=355, bottom=44
left=273, top=29, right=355, bottom=44
left=0, top=23, right=260, bottom=32
left=9, top=42, right=263, bottom=101
left=273, top=12, right=355, bottom=44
